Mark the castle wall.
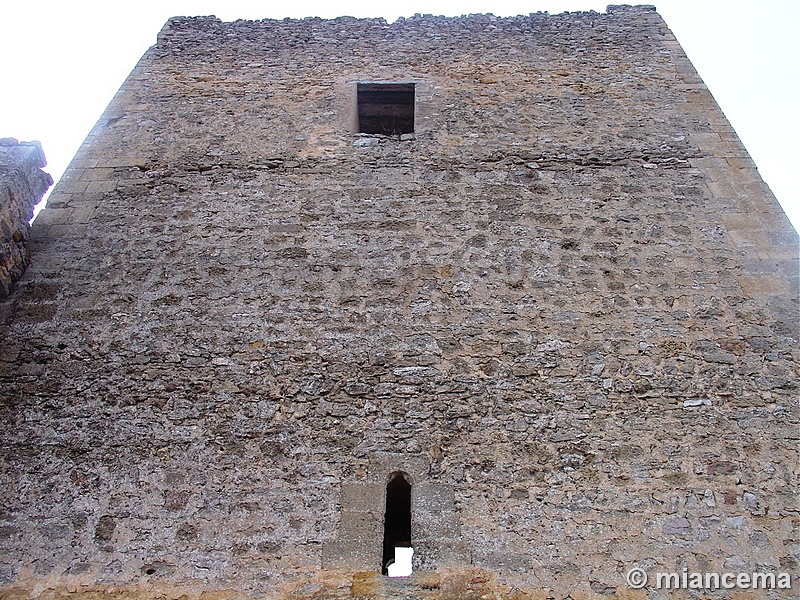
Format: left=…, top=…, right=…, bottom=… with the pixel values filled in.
left=1, top=5, right=797, bottom=599
left=0, top=139, right=52, bottom=299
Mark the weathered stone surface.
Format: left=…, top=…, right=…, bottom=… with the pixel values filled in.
left=0, top=5, right=798, bottom=600
left=0, top=139, right=52, bottom=298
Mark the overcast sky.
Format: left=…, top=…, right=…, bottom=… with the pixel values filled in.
left=1, top=0, right=797, bottom=230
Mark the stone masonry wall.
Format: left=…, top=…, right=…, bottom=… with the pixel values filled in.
left=0, top=139, right=52, bottom=298
left=0, top=5, right=798, bottom=600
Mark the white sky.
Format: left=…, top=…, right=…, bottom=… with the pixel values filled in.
left=1, top=1, right=798, bottom=231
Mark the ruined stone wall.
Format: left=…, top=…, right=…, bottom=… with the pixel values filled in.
left=0, top=139, right=52, bottom=298
left=1, top=5, right=797, bottom=600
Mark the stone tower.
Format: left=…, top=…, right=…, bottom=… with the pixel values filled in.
left=1, top=5, right=797, bottom=599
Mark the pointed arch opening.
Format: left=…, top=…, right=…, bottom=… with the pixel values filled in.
left=382, top=472, right=413, bottom=576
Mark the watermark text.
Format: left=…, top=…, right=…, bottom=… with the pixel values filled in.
left=626, top=567, right=792, bottom=591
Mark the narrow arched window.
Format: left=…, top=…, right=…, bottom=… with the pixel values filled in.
left=382, top=472, right=412, bottom=576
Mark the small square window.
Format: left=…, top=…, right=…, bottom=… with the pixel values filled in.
left=357, top=83, right=415, bottom=135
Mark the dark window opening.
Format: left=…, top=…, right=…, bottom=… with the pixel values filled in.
left=358, top=83, right=415, bottom=135
left=382, top=472, right=412, bottom=576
